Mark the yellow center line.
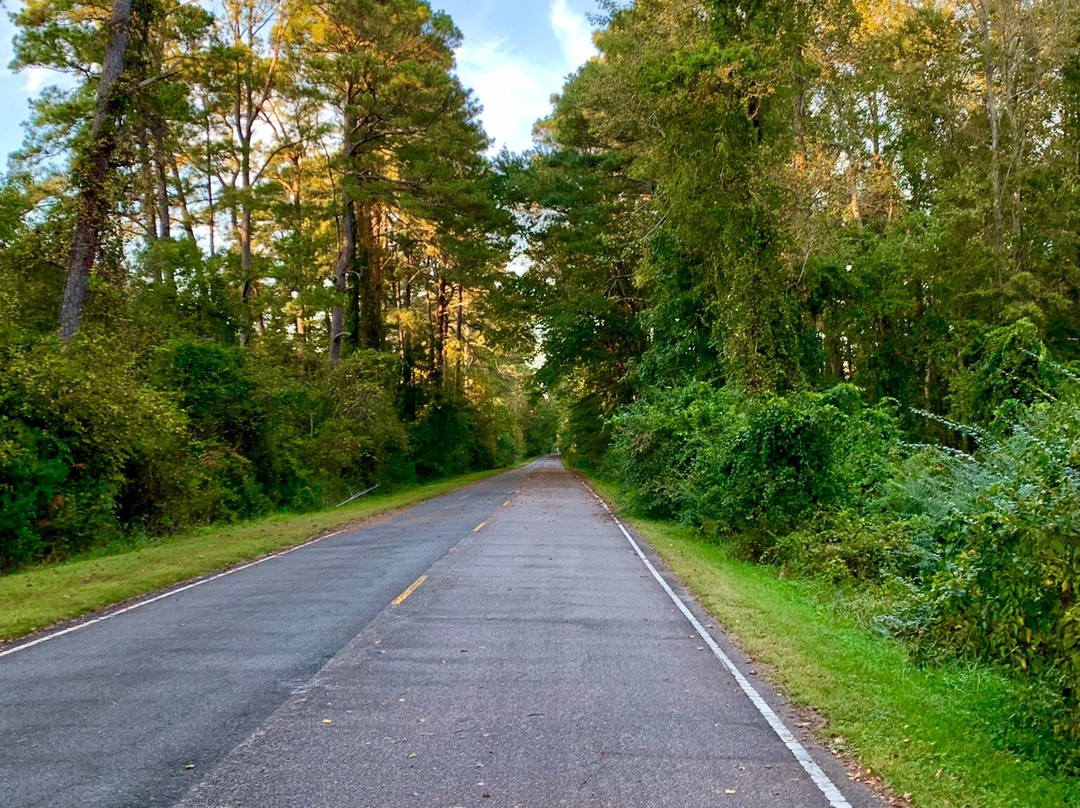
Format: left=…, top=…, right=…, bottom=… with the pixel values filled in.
left=391, top=575, right=428, bottom=606
left=473, top=521, right=487, bottom=533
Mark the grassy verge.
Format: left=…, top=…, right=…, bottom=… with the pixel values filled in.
left=1, top=467, right=511, bottom=642
left=585, top=475, right=1080, bottom=808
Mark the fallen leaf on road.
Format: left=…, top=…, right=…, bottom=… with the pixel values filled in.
left=725, top=789, right=736, bottom=795
left=184, top=764, right=195, bottom=770
left=322, top=719, right=332, bottom=725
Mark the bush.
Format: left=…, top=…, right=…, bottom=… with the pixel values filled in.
left=885, top=382, right=1080, bottom=746
left=608, top=383, right=903, bottom=553
left=307, top=351, right=409, bottom=494
left=0, top=336, right=190, bottom=567
left=693, top=392, right=848, bottom=537
left=605, top=384, right=709, bottom=517
left=605, top=351, right=1080, bottom=754
left=950, top=318, right=1057, bottom=427
left=410, top=391, right=523, bottom=479
left=767, top=513, right=927, bottom=583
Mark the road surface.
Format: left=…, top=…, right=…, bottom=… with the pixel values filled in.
left=1, top=456, right=880, bottom=808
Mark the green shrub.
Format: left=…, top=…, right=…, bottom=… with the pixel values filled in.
left=605, top=384, right=710, bottom=517
left=693, top=392, right=848, bottom=537
left=307, top=352, right=408, bottom=493
left=607, top=345, right=1080, bottom=753
left=950, top=318, right=1057, bottom=426
left=609, top=383, right=903, bottom=557
left=768, top=512, right=925, bottom=583
left=0, top=336, right=190, bottom=567
left=886, top=383, right=1080, bottom=746
left=561, top=393, right=613, bottom=470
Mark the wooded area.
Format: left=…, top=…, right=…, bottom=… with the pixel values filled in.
left=3, top=0, right=1080, bottom=771
left=0, top=0, right=558, bottom=569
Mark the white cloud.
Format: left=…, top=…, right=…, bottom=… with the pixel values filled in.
left=23, top=68, right=62, bottom=94
left=455, top=37, right=546, bottom=154
left=550, top=0, right=597, bottom=70
left=454, top=1, right=597, bottom=154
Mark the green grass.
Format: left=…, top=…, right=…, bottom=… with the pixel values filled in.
left=0, top=468, right=509, bottom=642
left=585, top=476, right=1080, bottom=808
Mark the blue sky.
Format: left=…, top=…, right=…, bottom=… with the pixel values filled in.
left=437, top=0, right=599, bottom=151
left=0, top=0, right=600, bottom=161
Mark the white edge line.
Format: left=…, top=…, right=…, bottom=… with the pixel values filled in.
left=0, top=528, right=349, bottom=660
left=582, top=480, right=853, bottom=808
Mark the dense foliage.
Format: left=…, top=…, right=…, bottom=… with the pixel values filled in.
left=503, top=0, right=1080, bottom=760
left=0, top=0, right=557, bottom=569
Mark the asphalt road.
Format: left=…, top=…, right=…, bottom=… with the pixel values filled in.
left=2, top=456, right=881, bottom=808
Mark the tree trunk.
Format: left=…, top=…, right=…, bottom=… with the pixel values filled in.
left=455, top=281, right=464, bottom=394
left=149, top=113, right=171, bottom=242
left=331, top=196, right=356, bottom=362
left=204, top=98, right=216, bottom=256
left=152, top=122, right=175, bottom=289
left=155, top=148, right=171, bottom=240
left=975, top=0, right=1005, bottom=285
left=140, top=128, right=158, bottom=248
left=356, top=205, right=382, bottom=350
left=401, top=276, right=417, bottom=417
left=331, top=91, right=358, bottom=363
left=59, top=0, right=135, bottom=341
left=171, top=163, right=197, bottom=241
left=433, top=275, right=448, bottom=385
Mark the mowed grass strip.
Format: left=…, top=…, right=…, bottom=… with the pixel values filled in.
left=585, top=477, right=1080, bottom=808
left=1, top=468, right=507, bottom=642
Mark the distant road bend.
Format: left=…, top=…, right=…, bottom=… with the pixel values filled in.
left=1, top=456, right=882, bottom=808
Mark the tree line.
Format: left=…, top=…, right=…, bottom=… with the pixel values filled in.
left=0, top=0, right=558, bottom=568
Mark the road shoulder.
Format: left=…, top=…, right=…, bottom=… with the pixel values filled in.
left=582, top=473, right=1080, bottom=808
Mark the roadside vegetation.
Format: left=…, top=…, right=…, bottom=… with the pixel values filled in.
left=594, top=492, right=1080, bottom=808
left=603, top=350, right=1080, bottom=760
left=3, top=0, right=1080, bottom=802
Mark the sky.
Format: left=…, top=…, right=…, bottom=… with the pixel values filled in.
left=437, top=0, right=599, bottom=152
left=0, top=0, right=601, bottom=162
